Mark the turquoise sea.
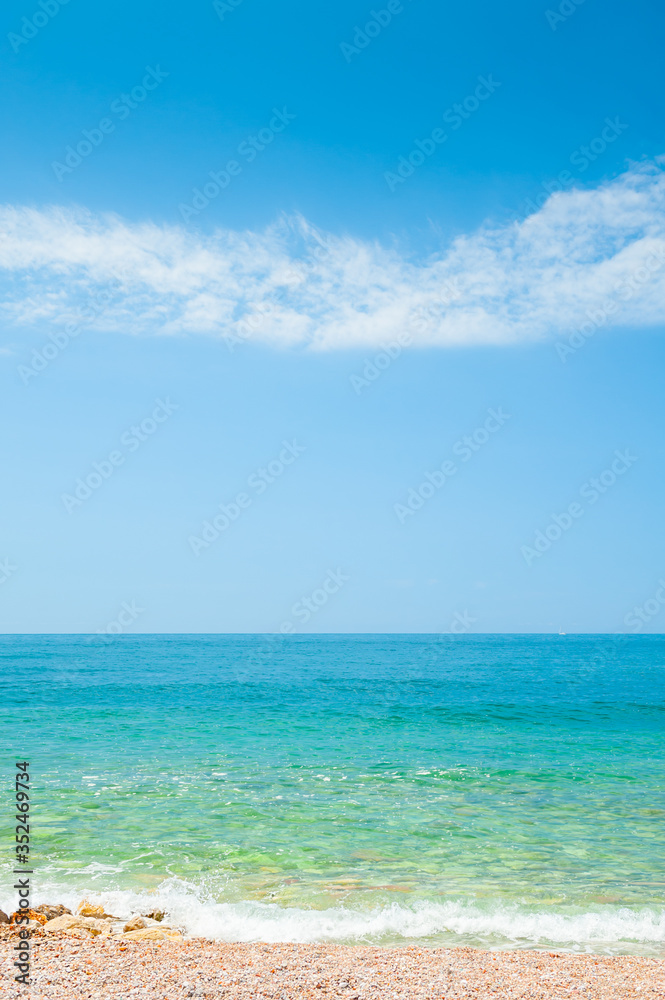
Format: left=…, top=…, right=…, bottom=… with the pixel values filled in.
left=1, top=634, right=663, bottom=955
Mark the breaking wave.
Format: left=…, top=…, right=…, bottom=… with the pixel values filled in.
left=11, top=877, right=665, bottom=956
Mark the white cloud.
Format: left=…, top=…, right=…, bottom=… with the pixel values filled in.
left=1, top=159, right=665, bottom=351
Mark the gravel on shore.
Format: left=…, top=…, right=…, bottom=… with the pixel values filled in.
left=1, top=929, right=664, bottom=999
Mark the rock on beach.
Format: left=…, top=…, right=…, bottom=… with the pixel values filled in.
left=9, top=908, right=47, bottom=926
left=123, top=915, right=147, bottom=932
left=121, top=926, right=182, bottom=942
left=34, top=904, right=71, bottom=922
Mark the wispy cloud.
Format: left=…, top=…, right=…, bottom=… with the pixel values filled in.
left=1, top=159, right=665, bottom=351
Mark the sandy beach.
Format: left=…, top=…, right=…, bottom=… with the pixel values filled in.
left=2, top=926, right=664, bottom=999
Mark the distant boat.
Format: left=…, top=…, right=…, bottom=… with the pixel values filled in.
left=558, top=630, right=566, bottom=635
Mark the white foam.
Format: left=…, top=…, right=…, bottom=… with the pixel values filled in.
left=11, top=878, right=665, bottom=956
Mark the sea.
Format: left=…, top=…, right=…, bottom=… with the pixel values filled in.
left=1, top=633, right=663, bottom=955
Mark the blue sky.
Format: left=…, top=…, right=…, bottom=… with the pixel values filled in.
left=1, top=0, right=664, bottom=632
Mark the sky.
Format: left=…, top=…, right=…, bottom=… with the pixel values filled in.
left=1, top=0, right=664, bottom=633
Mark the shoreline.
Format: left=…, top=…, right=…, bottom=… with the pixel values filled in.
left=4, top=889, right=664, bottom=959
left=2, top=929, right=664, bottom=999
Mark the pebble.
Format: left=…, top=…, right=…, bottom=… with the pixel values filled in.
left=1, top=930, right=663, bottom=999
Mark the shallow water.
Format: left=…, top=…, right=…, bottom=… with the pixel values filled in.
left=1, top=634, right=663, bottom=954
